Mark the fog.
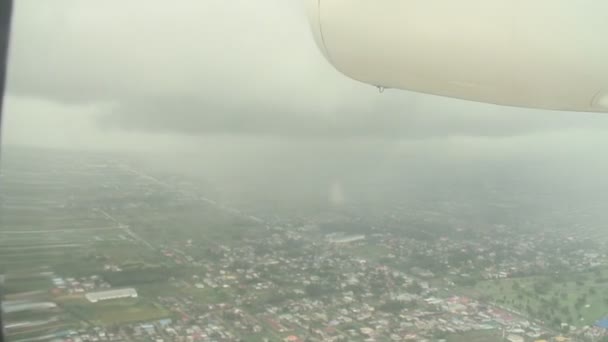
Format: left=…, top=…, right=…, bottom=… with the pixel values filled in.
left=3, top=0, right=608, bottom=208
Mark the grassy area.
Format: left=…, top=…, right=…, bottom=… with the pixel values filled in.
left=61, top=298, right=171, bottom=326
left=180, top=286, right=233, bottom=304
left=121, top=206, right=264, bottom=246
left=2, top=275, right=51, bottom=295
left=91, top=240, right=161, bottom=265
left=346, top=243, right=391, bottom=262
left=462, top=271, right=608, bottom=328
left=0, top=233, right=136, bottom=274
left=114, top=275, right=234, bottom=304
left=447, top=329, right=502, bottom=342
left=137, top=282, right=174, bottom=297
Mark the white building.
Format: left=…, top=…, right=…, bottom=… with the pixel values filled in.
left=2, top=301, right=57, bottom=313
left=328, top=234, right=366, bottom=244
left=85, top=288, right=138, bottom=303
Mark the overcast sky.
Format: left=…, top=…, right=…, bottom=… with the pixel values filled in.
left=3, top=0, right=608, bottom=200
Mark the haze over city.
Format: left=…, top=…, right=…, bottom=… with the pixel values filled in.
left=3, top=1, right=608, bottom=342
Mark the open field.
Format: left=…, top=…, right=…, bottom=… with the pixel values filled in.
left=59, top=297, right=171, bottom=326
left=461, top=270, right=608, bottom=328
left=0, top=150, right=164, bottom=274
left=446, top=329, right=502, bottom=342
left=2, top=274, right=53, bottom=295
left=0, top=146, right=266, bottom=275
left=179, top=286, right=233, bottom=304
left=137, top=281, right=234, bottom=305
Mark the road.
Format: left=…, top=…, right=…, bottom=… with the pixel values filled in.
left=95, top=208, right=155, bottom=250
left=0, top=227, right=121, bottom=234
left=120, top=164, right=267, bottom=226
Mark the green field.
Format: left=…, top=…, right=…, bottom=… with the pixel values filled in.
left=180, top=286, right=233, bottom=304
left=91, top=240, right=163, bottom=265
left=139, top=281, right=236, bottom=306
left=2, top=275, right=52, bottom=295
left=446, top=329, right=502, bottom=342
left=346, top=242, right=391, bottom=262
left=60, top=297, right=172, bottom=325
left=463, top=271, right=608, bottom=328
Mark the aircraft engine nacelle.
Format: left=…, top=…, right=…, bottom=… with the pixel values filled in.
left=307, top=0, right=608, bottom=112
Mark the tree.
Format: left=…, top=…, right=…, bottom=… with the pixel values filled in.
left=378, top=300, right=406, bottom=313
left=533, top=279, right=552, bottom=295
left=305, top=284, right=330, bottom=298
left=575, top=294, right=587, bottom=310
left=406, top=281, right=423, bottom=295
left=433, top=330, right=448, bottom=339
left=552, top=317, right=562, bottom=327
left=512, top=281, right=521, bottom=291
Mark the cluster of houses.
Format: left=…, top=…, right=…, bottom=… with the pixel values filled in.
left=51, top=275, right=112, bottom=295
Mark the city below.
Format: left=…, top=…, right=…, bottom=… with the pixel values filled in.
left=2, top=146, right=608, bottom=342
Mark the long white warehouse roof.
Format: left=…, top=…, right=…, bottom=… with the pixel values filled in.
left=85, top=288, right=138, bottom=303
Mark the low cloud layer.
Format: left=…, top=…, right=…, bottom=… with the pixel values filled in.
left=6, top=0, right=608, bottom=142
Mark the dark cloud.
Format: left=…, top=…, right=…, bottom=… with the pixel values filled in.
left=97, top=92, right=608, bottom=139
left=7, top=0, right=608, bottom=140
